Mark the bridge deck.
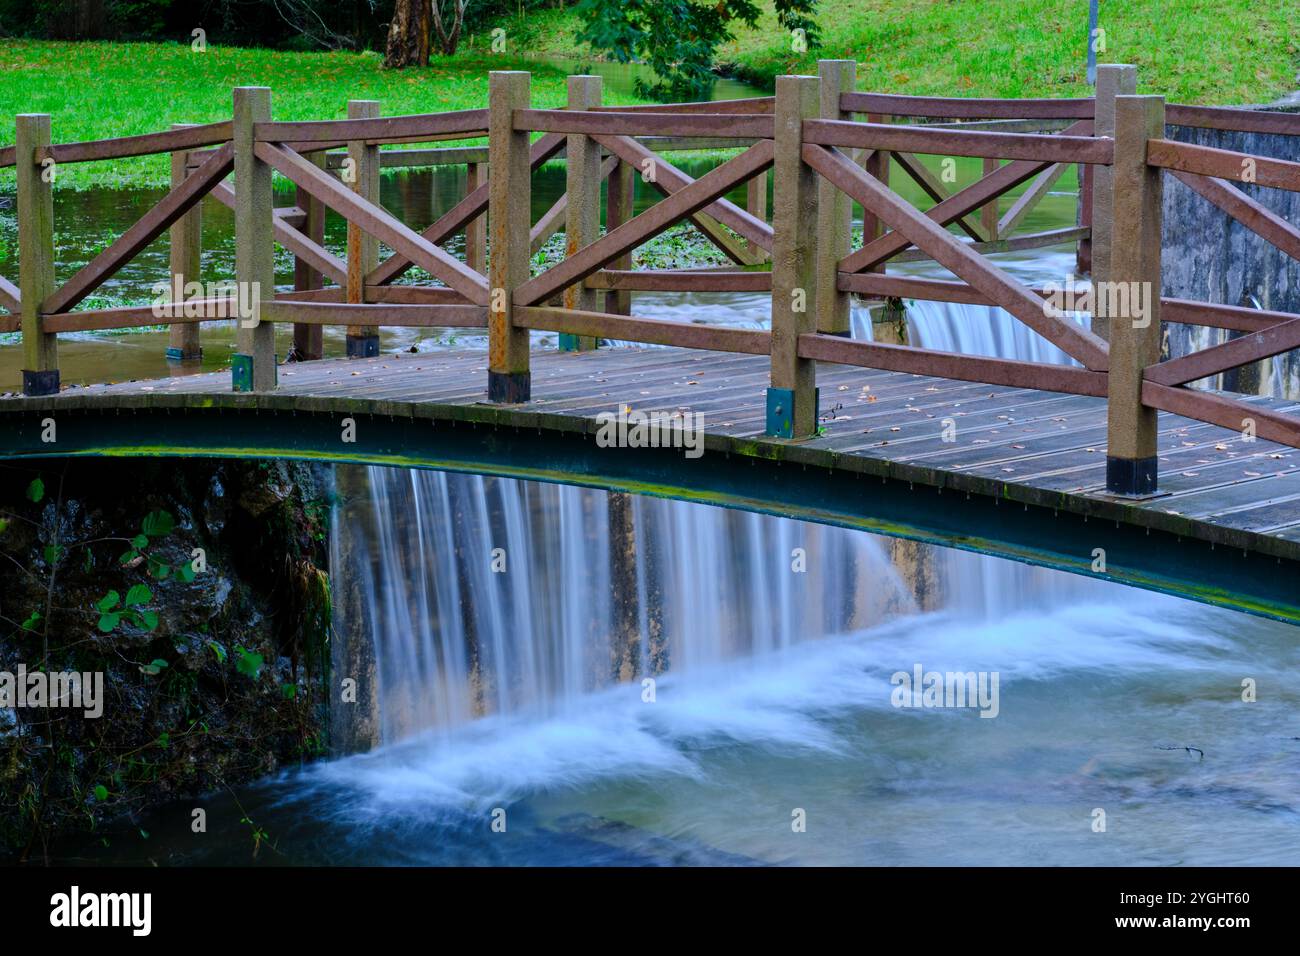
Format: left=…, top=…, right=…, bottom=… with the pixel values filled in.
left=4, top=346, right=1298, bottom=564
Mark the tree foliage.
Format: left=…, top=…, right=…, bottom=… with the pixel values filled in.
left=574, top=0, right=820, bottom=101
left=0, top=0, right=390, bottom=51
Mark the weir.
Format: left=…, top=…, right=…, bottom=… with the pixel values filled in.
left=331, top=464, right=911, bottom=749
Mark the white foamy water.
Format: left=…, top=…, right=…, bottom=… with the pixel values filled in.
left=260, top=584, right=1296, bottom=867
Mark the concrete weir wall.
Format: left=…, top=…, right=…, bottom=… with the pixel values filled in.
left=329, top=464, right=382, bottom=755
left=1160, top=110, right=1300, bottom=396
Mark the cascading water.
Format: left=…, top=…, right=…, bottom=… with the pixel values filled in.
left=334, top=467, right=912, bottom=745
left=904, top=300, right=1086, bottom=366
left=884, top=294, right=1117, bottom=615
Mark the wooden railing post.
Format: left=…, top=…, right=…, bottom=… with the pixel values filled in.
left=232, top=86, right=276, bottom=392
left=745, top=168, right=768, bottom=258
left=346, top=99, right=381, bottom=358
left=1076, top=161, right=1093, bottom=276
left=605, top=159, right=635, bottom=317
left=981, top=157, right=1000, bottom=241
left=861, top=113, right=890, bottom=272
left=292, top=149, right=327, bottom=361
left=816, top=59, right=854, bottom=337
left=561, top=74, right=602, bottom=351
left=488, top=71, right=532, bottom=403
left=167, top=123, right=202, bottom=362
left=1105, top=93, right=1165, bottom=496
left=1089, top=64, right=1137, bottom=341
left=16, top=113, right=58, bottom=396
left=767, top=74, right=820, bottom=439
left=465, top=161, right=487, bottom=275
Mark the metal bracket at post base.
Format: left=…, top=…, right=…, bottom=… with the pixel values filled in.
left=346, top=334, right=380, bottom=359
left=1106, top=456, right=1158, bottom=497
left=765, top=386, right=820, bottom=439
left=488, top=370, right=531, bottom=404
left=231, top=354, right=278, bottom=393
left=21, top=369, right=60, bottom=397
left=558, top=333, right=598, bottom=352
left=165, top=347, right=203, bottom=362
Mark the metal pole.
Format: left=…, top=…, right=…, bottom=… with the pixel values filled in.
left=1086, top=0, right=1100, bottom=85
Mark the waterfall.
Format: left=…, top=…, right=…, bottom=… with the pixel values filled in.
left=331, top=296, right=1189, bottom=752
left=334, top=466, right=911, bottom=745
left=898, top=297, right=1119, bottom=614
left=904, top=299, right=1086, bottom=365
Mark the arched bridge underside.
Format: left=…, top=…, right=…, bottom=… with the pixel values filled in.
left=3, top=347, right=1299, bottom=623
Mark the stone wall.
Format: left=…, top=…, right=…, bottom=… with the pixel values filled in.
left=1161, top=115, right=1300, bottom=396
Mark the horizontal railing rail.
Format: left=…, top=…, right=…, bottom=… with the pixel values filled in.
left=513, top=108, right=775, bottom=139
left=254, top=108, right=489, bottom=145
left=1165, top=103, right=1300, bottom=135
left=840, top=91, right=1097, bottom=120
left=38, top=122, right=234, bottom=165
left=1147, top=139, right=1300, bottom=190
left=802, top=118, right=1114, bottom=164
left=591, top=96, right=775, bottom=114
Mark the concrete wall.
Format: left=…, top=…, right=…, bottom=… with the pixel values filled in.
left=1161, top=116, right=1300, bottom=396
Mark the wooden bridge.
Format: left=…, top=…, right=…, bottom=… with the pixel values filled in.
left=2, top=62, right=1299, bottom=621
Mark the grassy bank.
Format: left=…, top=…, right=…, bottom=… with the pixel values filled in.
left=0, top=40, right=646, bottom=189
left=3, top=1, right=1295, bottom=189
left=517, top=0, right=1300, bottom=104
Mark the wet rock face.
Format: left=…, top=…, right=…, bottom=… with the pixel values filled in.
left=1162, top=123, right=1300, bottom=311
left=236, top=460, right=298, bottom=518
left=0, top=458, right=333, bottom=861
left=1161, top=120, right=1300, bottom=396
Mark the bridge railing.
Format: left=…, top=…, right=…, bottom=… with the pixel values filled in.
left=838, top=90, right=1097, bottom=274
left=483, top=72, right=778, bottom=401
left=4, top=62, right=1300, bottom=496
left=1137, top=105, right=1300, bottom=456
left=782, top=75, right=1115, bottom=441
left=0, top=118, right=242, bottom=394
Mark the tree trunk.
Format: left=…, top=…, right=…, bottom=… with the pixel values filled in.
left=383, top=0, right=431, bottom=68
left=431, top=0, right=467, bottom=56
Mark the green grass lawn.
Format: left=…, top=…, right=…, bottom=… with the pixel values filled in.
left=0, top=40, right=648, bottom=189
left=2, top=1, right=1297, bottom=189
left=516, top=0, right=1300, bottom=103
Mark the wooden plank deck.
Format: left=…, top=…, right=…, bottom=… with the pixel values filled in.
left=3, top=345, right=1299, bottom=565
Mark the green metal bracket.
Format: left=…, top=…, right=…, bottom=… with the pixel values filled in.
left=231, top=354, right=277, bottom=392
left=766, top=387, right=819, bottom=438
left=231, top=354, right=254, bottom=392
left=558, top=333, right=598, bottom=353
